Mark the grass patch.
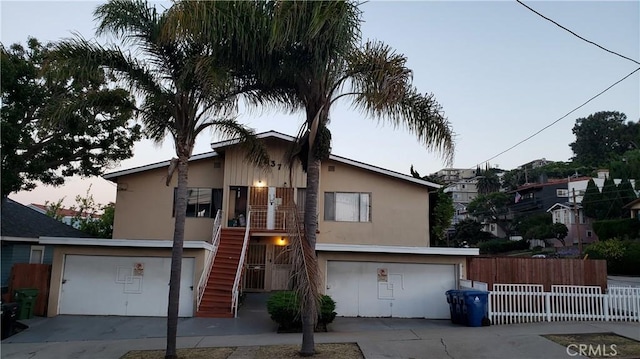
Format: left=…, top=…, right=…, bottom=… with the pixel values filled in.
left=543, top=332, right=640, bottom=358
left=121, top=343, right=363, bottom=359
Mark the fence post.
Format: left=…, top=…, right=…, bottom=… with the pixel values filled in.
left=603, top=293, right=609, bottom=322
left=545, top=293, right=551, bottom=322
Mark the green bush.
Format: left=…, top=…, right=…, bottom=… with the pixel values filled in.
left=479, top=239, right=529, bottom=254
left=592, top=219, right=640, bottom=240
left=585, top=239, right=640, bottom=275
left=266, top=291, right=337, bottom=332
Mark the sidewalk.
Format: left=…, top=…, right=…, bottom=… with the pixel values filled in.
left=2, top=319, right=638, bottom=359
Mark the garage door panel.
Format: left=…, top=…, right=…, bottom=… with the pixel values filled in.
left=60, top=255, right=194, bottom=317
left=326, top=261, right=456, bottom=319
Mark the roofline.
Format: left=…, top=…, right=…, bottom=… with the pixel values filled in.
left=1, top=236, right=39, bottom=243
left=103, top=151, right=218, bottom=181
left=39, top=237, right=214, bottom=250
left=328, top=154, right=441, bottom=189
left=104, top=130, right=440, bottom=188
left=316, top=243, right=478, bottom=256
left=210, top=130, right=294, bottom=150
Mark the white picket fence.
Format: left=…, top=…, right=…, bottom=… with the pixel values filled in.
left=489, top=284, right=640, bottom=325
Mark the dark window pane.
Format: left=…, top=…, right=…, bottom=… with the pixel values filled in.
left=324, top=192, right=335, bottom=221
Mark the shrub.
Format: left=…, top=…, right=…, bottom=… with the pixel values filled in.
left=266, top=291, right=337, bottom=332
left=592, top=219, right=640, bottom=240
left=585, top=239, right=640, bottom=275
left=478, top=239, right=529, bottom=254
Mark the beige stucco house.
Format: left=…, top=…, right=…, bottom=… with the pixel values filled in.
left=45, top=131, right=477, bottom=319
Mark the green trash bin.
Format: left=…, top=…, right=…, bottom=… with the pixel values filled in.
left=14, top=288, right=39, bottom=320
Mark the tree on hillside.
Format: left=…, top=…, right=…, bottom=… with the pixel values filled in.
left=570, top=111, right=632, bottom=167
left=410, top=165, right=453, bottom=246
left=551, top=222, right=569, bottom=246
left=53, top=1, right=276, bottom=357
left=169, top=2, right=455, bottom=354
left=0, top=38, right=141, bottom=197
left=467, top=192, right=510, bottom=223
left=601, top=177, right=623, bottom=219
left=582, top=179, right=603, bottom=220
left=618, top=179, right=637, bottom=212
left=452, top=218, right=492, bottom=245
left=477, top=169, right=500, bottom=194
left=610, top=149, right=640, bottom=180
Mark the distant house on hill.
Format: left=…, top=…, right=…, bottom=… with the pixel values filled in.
left=28, top=203, right=100, bottom=229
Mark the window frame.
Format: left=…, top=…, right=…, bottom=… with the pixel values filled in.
left=173, top=187, right=222, bottom=218
left=324, top=192, right=372, bottom=222
left=29, top=245, right=45, bottom=264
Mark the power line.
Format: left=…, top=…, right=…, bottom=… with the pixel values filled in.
left=476, top=66, right=640, bottom=168
left=516, top=0, right=640, bottom=66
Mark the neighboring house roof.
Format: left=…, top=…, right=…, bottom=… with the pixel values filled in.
left=103, top=130, right=441, bottom=189
left=1, top=198, right=92, bottom=239
left=622, top=197, right=640, bottom=209
left=546, top=202, right=582, bottom=212
left=513, top=176, right=592, bottom=193
left=29, top=203, right=100, bottom=219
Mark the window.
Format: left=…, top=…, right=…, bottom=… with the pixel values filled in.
left=173, top=188, right=222, bottom=218
left=30, top=246, right=45, bottom=264
left=324, top=192, right=371, bottom=222
left=556, top=189, right=569, bottom=197
left=586, top=230, right=593, bottom=238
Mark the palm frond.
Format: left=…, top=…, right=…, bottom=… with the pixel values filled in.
left=196, top=119, right=271, bottom=169
left=285, top=206, right=321, bottom=329
left=343, top=41, right=455, bottom=165
left=51, top=36, right=166, bottom=100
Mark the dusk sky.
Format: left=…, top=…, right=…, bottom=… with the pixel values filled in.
left=2, top=1, right=639, bottom=208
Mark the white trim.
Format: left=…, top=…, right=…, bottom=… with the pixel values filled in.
left=39, top=237, right=213, bottom=250
left=103, top=152, right=219, bottom=181
left=316, top=243, right=478, bottom=256
left=29, top=245, right=45, bottom=264
left=0, top=236, right=39, bottom=243
left=328, top=154, right=441, bottom=188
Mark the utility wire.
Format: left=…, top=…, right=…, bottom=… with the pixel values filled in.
left=476, top=66, right=640, bottom=168
left=516, top=0, right=640, bottom=66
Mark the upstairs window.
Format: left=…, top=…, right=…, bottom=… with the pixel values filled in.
left=324, top=192, right=371, bottom=222
left=173, top=188, right=222, bottom=218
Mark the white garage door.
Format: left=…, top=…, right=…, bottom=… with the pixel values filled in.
left=326, top=261, right=456, bottom=319
left=59, top=255, right=194, bottom=317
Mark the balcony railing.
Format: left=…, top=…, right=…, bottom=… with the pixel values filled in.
left=245, top=205, right=304, bottom=231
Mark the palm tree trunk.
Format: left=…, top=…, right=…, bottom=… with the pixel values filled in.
left=165, top=156, right=189, bottom=359
left=300, top=151, right=321, bottom=356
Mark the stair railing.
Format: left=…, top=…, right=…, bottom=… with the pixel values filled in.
left=231, top=210, right=251, bottom=317
left=197, top=209, right=223, bottom=311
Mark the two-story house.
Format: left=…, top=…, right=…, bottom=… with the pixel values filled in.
left=44, top=131, right=477, bottom=319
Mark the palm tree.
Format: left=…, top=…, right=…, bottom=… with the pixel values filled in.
left=52, top=1, right=276, bottom=357
left=169, top=1, right=455, bottom=355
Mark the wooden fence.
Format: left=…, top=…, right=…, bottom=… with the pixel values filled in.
left=489, top=284, right=640, bottom=325
left=7, top=263, right=52, bottom=316
left=467, top=257, right=608, bottom=291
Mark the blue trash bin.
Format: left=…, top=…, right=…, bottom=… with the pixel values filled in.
left=445, top=290, right=455, bottom=323
left=461, top=290, right=489, bottom=327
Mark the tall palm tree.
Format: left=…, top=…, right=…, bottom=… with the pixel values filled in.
left=52, top=1, right=277, bottom=357
left=169, top=1, right=455, bottom=355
